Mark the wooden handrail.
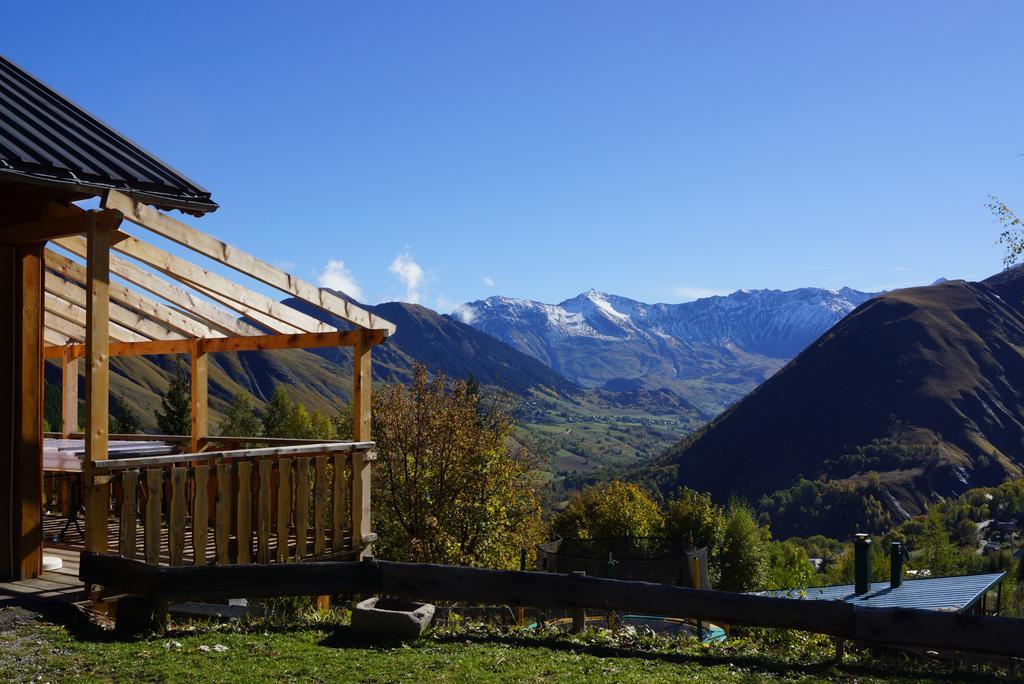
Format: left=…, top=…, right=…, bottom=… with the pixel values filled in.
left=206, top=436, right=358, bottom=446
left=45, top=432, right=190, bottom=442
left=91, top=441, right=376, bottom=471
left=46, top=433, right=359, bottom=448
left=46, top=433, right=360, bottom=446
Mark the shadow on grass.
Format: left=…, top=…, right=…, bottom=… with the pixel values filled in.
left=319, top=625, right=419, bottom=649
left=317, top=627, right=1020, bottom=683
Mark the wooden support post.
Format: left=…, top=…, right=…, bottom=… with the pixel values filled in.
left=61, top=347, right=78, bottom=438
left=83, top=227, right=112, bottom=554
left=9, top=243, right=44, bottom=579
left=190, top=340, right=208, bottom=453
left=351, top=329, right=372, bottom=559
left=571, top=571, right=586, bottom=633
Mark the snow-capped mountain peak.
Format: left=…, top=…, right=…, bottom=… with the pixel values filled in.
left=459, top=286, right=876, bottom=409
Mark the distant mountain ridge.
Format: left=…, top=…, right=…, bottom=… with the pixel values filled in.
left=462, top=286, right=875, bottom=412
left=287, top=295, right=579, bottom=396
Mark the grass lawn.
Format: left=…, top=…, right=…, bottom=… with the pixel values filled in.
left=0, top=606, right=1017, bottom=683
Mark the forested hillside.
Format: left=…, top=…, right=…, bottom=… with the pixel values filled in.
left=645, top=269, right=1024, bottom=538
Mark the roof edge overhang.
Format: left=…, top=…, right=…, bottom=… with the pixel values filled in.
left=0, top=168, right=218, bottom=216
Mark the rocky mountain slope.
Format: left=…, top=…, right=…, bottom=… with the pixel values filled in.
left=463, top=287, right=874, bottom=413
left=643, top=269, right=1024, bottom=537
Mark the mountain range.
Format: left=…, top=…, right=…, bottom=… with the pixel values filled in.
left=462, top=287, right=874, bottom=414
left=53, top=284, right=869, bottom=486
left=644, top=268, right=1024, bottom=538
left=49, top=299, right=578, bottom=434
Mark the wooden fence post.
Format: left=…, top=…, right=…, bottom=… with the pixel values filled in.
left=571, top=571, right=586, bottom=633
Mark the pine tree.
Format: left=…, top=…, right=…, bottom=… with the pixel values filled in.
left=287, top=403, right=313, bottom=439
left=332, top=401, right=353, bottom=440
left=219, top=391, right=263, bottom=437
left=109, top=394, right=141, bottom=434
left=719, top=500, right=770, bottom=592
left=916, top=509, right=961, bottom=577
left=154, top=362, right=191, bottom=435
left=262, top=386, right=293, bottom=438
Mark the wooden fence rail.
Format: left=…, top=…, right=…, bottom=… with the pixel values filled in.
left=79, top=555, right=1024, bottom=657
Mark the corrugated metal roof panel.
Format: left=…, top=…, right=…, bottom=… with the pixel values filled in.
left=752, top=572, right=1005, bottom=613
left=0, top=55, right=217, bottom=215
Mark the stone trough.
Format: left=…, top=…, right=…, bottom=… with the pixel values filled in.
left=351, top=597, right=435, bottom=641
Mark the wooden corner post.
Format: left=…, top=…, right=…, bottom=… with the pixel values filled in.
left=83, top=226, right=113, bottom=553
left=351, top=329, right=373, bottom=558
left=61, top=346, right=79, bottom=438
left=12, top=243, right=44, bottom=579
left=190, top=340, right=208, bottom=453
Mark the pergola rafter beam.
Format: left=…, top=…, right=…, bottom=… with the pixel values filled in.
left=44, top=292, right=148, bottom=343
left=45, top=311, right=86, bottom=342
left=105, top=191, right=395, bottom=335
left=53, top=236, right=262, bottom=337
left=44, top=272, right=186, bottom=342
left=106, top=234, right=334, bottom=335
left=44, top=327, right=72, bottom=347
left=181, top=277, right=304, bottom=335
left=45, top=249, right=223, bottom=339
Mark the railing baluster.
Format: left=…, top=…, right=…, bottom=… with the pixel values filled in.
left=331, top=453, right=345, bottom=552
left=215, top=463, right=232, bottom=564
left=237, top=461, right=253, bottom=563
left=352, top=451, right=373, bottom=557
left=144, top=468, right=162, bottom=565
left=276, top=458, right=292, bottom=562
left=119, top=469, right=138, bottom=560
left=193, top=465, right=209, bottom=565
left=257, top=460, right=272, bottom=563
left=169, top=466, right=188, bottom=565
left=294, top=457, right=310, bottom=559
left=313, top=455, right=327, bottom=556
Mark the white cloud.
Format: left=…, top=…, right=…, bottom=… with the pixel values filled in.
left=389, top=251, right=425, bottom=304
left=276, top=260, right=296, bottom=272
left=671, top=286, right=731, bottom=302
left=436, top=296, right=477, bottom=324
left=482, top=276, right=495, bottom=288
left=316, top=259, right=364, bottom=300
left=453, top=304, right=476, bottom=324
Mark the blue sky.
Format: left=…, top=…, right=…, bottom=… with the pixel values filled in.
left=7, top=2, right=1024, bottom=310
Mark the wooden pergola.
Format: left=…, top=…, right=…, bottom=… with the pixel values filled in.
left=0, top=54, right=394, bottom=581
left=36, top=191, right=394, bottom=565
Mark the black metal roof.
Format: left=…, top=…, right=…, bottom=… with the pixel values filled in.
left=0, top=55, right=217, bottom=215
left=751, top=572, right=1006, bottom=613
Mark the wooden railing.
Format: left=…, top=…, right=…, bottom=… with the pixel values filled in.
left=92, top=442, right=375, bottom=566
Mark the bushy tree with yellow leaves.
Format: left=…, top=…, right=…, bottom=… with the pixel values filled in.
left=371, top=364, right=544, bottom=569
